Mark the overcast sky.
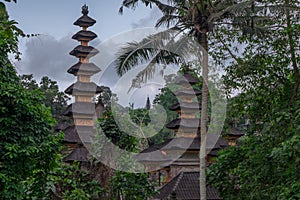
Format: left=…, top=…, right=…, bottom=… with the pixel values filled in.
left=6, top=0, right=169, bottom=107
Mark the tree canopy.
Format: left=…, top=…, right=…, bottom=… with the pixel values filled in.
left=1, top=0, right=299, bottom=199
left=19, top=74, right=70, bottom=126
left=207, top=0, right=300, bottom=199
left=0, top=3, right=61, bottom=198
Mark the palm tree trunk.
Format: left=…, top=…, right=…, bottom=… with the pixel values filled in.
left=199, top=31, right=208, bottom=200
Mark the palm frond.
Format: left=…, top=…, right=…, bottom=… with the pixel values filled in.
left=266, top=4, right=300, bottom=13
left=128, top=49, right=182, bottom=90
left=167, top=34, right=199, bottom=60
left=240, top=23, right=270, bottom=37
left=155, top=14, right=180, bottom=27
left=114, top=27, right=206, bottom=92
left=116, top=44, right=154, bottom=76
left=119, top=0, right=139, bottom=14
left=4, top=0, right=17, bottom=3
left=115, top=29, right=180, bottom=76
left=119, top=32, right=202, bottom=92
left=208, top=0, right=254, bottom=24
left=119, top=0, right=153, bottom=14
left=225, top=0, right=255, bottom=14
left=232, top=15, right=271, bottom=24
left=151, top=0, right=188, bottom=28
left=152, top=0, right=178, bottom=15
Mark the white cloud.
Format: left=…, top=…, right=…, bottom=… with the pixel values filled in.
left=131, top=7, right=162, bottom=28
left=15, top=34, right=101, bottom=91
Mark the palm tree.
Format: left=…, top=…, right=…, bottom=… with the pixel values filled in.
left=116, top=1, right=260, bottom=199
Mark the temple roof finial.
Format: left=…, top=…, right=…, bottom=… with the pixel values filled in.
left=145, top=96, right=151, bottom=110
left=74, top=4, right=96, bottom=27
left=82, top=4, right=89, bottom=15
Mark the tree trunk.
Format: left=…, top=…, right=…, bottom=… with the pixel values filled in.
left=199, top=31, right=208, bottom=200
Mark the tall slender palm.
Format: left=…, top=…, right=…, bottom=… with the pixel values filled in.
left=116, top=1, right=258, bottom=199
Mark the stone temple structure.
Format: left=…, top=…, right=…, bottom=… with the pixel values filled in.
left=62, top=5, right=102, bottom=163
left=137, top=71, right=226, bottom=199
left=57, top=5, right=245, bottom=199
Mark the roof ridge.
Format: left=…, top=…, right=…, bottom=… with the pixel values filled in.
left=156, top=171, right=181, bottom=191
left=172, top=172, right=184, bottom=193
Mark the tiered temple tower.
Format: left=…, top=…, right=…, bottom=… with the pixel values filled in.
left=137, top=71, right=225, bottom=199
left=164, top=72, right=202, bottom=176
left=62, top=5, right=102, bottom=162
left=137, top=72, right=202, bottom=182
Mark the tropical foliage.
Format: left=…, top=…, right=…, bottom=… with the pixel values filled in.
left=96, top=108, right=156, bottom=199
left=117, top=1, right=267, bottom=198
left=207, top=0, right=300, bottom=199
left=0, top=2, right=103, bottom=199
left=0, top=2, right=60, bottom=199
left=117, top=1, right=299, bottom=200
left=111, top=171, right=156, bottom=200
left=208, top=108, right=300, bottom=199
left=1, top=0, right=299, bottom=199
left=20, top=74, right=70, bottom=125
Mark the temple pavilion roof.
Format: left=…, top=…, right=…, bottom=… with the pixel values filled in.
left=63, top=102, right=96, bottom=117
left=153, top=172, right=222, bottom=200
left=140, top=137, right=228, bottom=154
left=69, top=45, right=99, bottom=58
left=169, top=102, right=200, bottom=111
left=63, top=145, right=89, bottom=163
left=72, top=30, right=97, bottom=42
left=174, top=73, right=200, bottom=85
left=166, top=118, right=200, bottom=129
left=173, top=89, right=201, bottom=96
left=224, top=127, right=246, bottom=137
left=136, top=137, right=228, bottom=163
left=65, top=81, right=102, bottom=95
left=73, top=5, right=96, bottom=27
left=62, top=125, right=95, bottom=144
left=74, top=15, right=96, bottom=27
left=67, top=62, right=101, bottom=76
